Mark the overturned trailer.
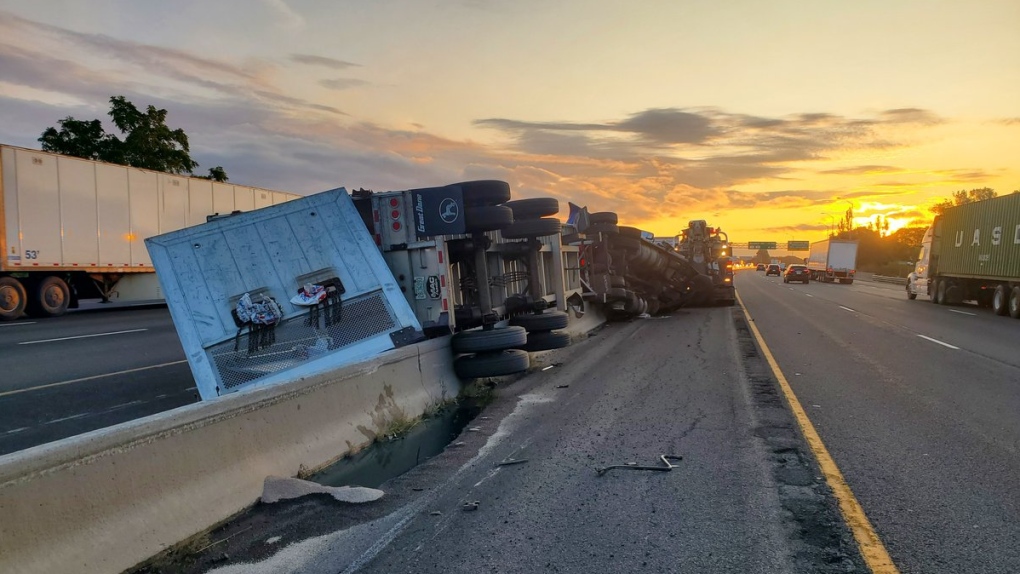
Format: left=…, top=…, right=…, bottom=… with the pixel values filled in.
left=570, top=212, right=715, bottom=320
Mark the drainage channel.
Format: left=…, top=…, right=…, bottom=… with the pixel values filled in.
left=310, top=399, right=483, bottom=488
left=129, top=398, right=485, bottom=574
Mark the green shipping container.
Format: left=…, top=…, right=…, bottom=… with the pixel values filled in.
left=934, top=193, right=1020, bottom=280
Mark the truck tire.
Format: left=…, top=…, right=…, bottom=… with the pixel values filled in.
left=451, top=326, right=527, bottom=354
left=935, top=280, right=947, bottom=305
left=519, top=330, right=571, bottom=352
left=906, top=283, right=917, bottom=300
left=454, top=349, right=530, bottom=378
left=28, top=276, right=71, bottom=318
left=465, top=205, right=514, bottom=232
left=1010, top=287, right=1020, bottom=319
left=510, top=311, right=569, bottom=332
left=945, top=284, right=962, bottom=305
left=589, top=212, right=618, bottom=225
left=0, top=276, right=27, bottom=321
left=501, top=218, right=562, bottom=239
left=993, top=284, right=1010, bottom=316
left=504, top=198, right=559, bottom=219
left=613, top=236, right=641, bottom=252
left=454, top=180, right=511, bottom=207
left=586, top=223, right=619, bottom=236
left=617, top=226, right=644, bottom=239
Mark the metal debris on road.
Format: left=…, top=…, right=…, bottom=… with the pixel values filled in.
left=429, top=511, right=442, bottom=516
left=595, top=454, right=683, bottom=477
left=556, top=384, right=570, bottom=388
left=542, top=365, right=555, bottom=371
left=462, top=501, right=480, bottom=511
left=496, top=457, right=528, bottom=467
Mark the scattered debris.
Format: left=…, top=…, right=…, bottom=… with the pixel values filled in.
left=265, top=536, right=281, bottom=545
left=468, top=427, right=482, bottom=432
left=412, top=487, right=425, bottom=491
left=451, top=441, right=467, bottom=447
left=429, top=510, right=442, bottom=516
left=261, top=476, right=384, bottom=504
left=556, top=384, right=570, bottom=389
left=595, top=455, right=683, bottom=477
left=462, top=501, right=480, bottom=511
left=541, top=365, right=555, bottom=371
left=496, top=458, right=528, bottom=467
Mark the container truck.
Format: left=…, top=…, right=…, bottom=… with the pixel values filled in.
left=0, top=144, right=300, bottom=321
left=806, top=239, right=858, bottom=283
left=906, top=193, right=1020, bottom=317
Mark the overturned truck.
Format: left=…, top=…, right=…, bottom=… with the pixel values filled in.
left=575, top=213, right=719, bottom=320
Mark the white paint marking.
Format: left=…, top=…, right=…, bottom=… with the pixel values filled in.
left=3, top=427, right=29, bottom=435
left=0, top=360, right=189, bottom=398
left=839, top=306, right=856, bottom=313
left=44, top=412, right=90, bottom=425
left=104, top=400, right=144, bottom=412
left=0, top=322, right=36, bottom=328
left=949, top=309, right=976, bottom=316
left=917, top=334, right=959, bottom=350
left=19, top=328, right=147, bottom=345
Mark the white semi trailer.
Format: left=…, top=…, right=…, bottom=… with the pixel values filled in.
left=0, top=144, right=300, bottom=320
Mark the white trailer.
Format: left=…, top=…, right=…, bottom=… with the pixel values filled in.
left=806, top=239, right=858, bottom=284
left=0, top=144, right=301, bottom=320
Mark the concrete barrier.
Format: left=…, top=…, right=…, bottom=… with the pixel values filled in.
left=0, top=303, right=608, bottom=574
left=0, top=337, right=460, bottom=574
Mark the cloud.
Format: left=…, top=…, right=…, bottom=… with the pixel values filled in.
left=820, top=165, right=904, bottom=175
left=291, top=54, right=360, bottom=70
left=318, top=78, right=370, bottom=91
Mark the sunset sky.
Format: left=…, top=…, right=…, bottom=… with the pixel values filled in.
left=1, top=1, right=1018, bottom=248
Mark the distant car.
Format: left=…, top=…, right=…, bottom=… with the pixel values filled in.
left=783, top=264, right=810, bottom=283
left=756, top=263, right=767, bottom=271
left=765, top=264, right=781, bottom=276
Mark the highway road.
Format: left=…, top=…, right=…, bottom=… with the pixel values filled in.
left=6, top=273, right=1020, bottom=572
left=735, top=270, right=1020, bottom=574
left=0, top=306, right=197, bottom=456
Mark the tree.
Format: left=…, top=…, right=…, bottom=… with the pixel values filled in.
left=198, top=166, right=229, bottom=182
left=930, top=187, right=997, bottom=215
left=38, top=96, right=223, bottom=178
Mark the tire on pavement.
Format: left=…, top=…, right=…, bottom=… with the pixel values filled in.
left=510, top=311, right=569, bottom=332
left=992, top=284, right=1010, bottom=315
left=28, top=275, right=70, bottom=318
left=1010, top=286, right=1020, bottom=319
left=0, top=276, right=28, bottom=321
left=451, top=326, right=528, bottom=354
left=454, top=349, right=530, bottom=378
left=519, top=330, right=571, bottom=352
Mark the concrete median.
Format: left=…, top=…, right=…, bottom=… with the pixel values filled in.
left=0, top=337, right=460, bottom=574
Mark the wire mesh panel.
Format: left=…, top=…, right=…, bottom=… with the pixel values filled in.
left=209, top=290, right=396, bottom=391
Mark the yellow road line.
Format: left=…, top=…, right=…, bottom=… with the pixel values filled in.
left=735, top=290, right=899, bottom=574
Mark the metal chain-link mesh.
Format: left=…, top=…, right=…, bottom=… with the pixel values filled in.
left=209, top=290, right=395, bottom=391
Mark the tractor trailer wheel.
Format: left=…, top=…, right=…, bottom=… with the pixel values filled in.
left=1010, top=287, right=1020, bottom=319
left=992, top=284, right=1010, bottom=316
left=28, top=276, right=71, bottom=318
left=0, top=276, right=27, bottom=321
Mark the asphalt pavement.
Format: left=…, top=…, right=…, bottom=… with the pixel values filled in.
left=140, top=302, right=865, bottom=574
left=735, top=270, right=1020, bottom=573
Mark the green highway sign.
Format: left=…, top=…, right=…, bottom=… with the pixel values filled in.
left=787, top=241, right=810, bottom=251
left=748, top=241, right=777, bottom=250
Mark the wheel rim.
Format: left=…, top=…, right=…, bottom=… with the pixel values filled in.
left=995, top=290, right=1005, bottom=310
left=0, top=285, right=20, bottom=313
left=43, top=284, right=66, bottom=309
left=1011, top=294, right=1019, bottom=315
